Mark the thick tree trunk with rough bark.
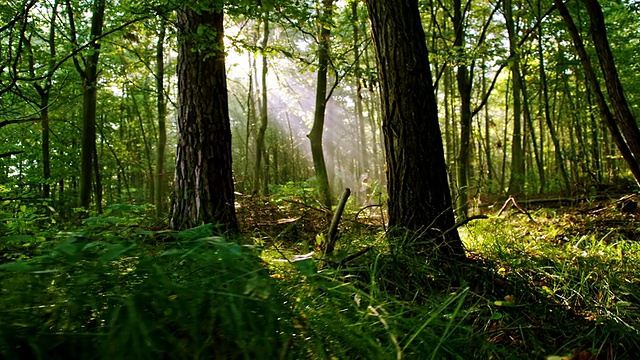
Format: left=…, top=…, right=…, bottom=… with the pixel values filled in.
left=171, top=6, right=238, bottom=232
left=365, top=0, right=465, bottom=257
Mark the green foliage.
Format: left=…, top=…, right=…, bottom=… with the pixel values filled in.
left=268, top=252, right=482, bottom=359
left=0, top=227, right=295, bottom=359
left=269, top=180, right=320, bottom=205
left=462, top=211, right=640, bottom=357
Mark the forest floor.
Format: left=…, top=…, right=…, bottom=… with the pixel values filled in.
left=236, top=192, right=640, bottom=359
left=1, top=191, right=639, bottom=359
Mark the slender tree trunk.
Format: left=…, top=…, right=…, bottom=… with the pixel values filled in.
left=254, top=12, right=270, bottom=196
left=35, top=1, right=58, bottom=199
left=537, top=9, right=570, bottom=193
left=482, top=64, right=494, bottom=183
left=67, top=0, right=105, bottom=209
left=453, top=0, right=473, bottom=217
left=308, top=0, right=334, bottom=208
left=505, top=0, right=524, bottom=195
left=130, top=90, right=155, bottom=204
left=583, top=0, right=640, bottom=166
left=352, top=1, right=368, bottom=200
left=365, top=0, right=464, bottom=257
left=500, top=75, right=511, bottom=191
left=352, top=1, right=367, bottom=179
left=171, top=5, right=238, bottom=231
left=555, top=0, right=640, bottom=185
left=244, top=51, right=256, bottom=191
left=521, top=66, right=545, bottom=194
left=155, top=19, right=167, bottom=217
left=586, top=77, right=602, bottom=182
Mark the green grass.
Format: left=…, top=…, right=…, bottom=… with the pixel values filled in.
left=461, top=209, right=640, bottom=358
left=1, top=202, right=639, bottom=359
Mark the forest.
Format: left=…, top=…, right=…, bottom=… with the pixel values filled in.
left=1, top=0, right=640, bottom=358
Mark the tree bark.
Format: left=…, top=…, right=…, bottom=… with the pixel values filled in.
left=352, top=1, right=367, bottom=180
left=537, top=1, right=571, bottom=193
left=253, top=12, right=270, bottom=197
left=582, top=0, right=640, bottom=168
left=308, top=0, right=334, bottom=208
left=171, top=5, right=238, bottom=232
left=555, top=0, right=640, bottom=186
left=68, top=0, right=105, bottom=209
left=365, top=0, right=465, bottom=257
left=155, top=19, right=167, bottom=217
left=453, top=0, right=473, bottom=218
left=505, top=0, right=524, bottom=195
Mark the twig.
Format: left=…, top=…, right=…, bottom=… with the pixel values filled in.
left=325, top=188, right=351, bottom=256
left=0, top=150, right=25, bottom=158
left=354, top=204, right=382, bottom=221
left=0, top=118, right=41, bottom=128
left=440, top=215, right=489, bottom=239
left=338, top=245, right=374, bottom=266
left=498, top=196, right=536, bottom=222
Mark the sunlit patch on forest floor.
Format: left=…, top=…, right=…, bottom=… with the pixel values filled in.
left=460, top=194, right=640, bottom=359
left=239, top=192, right=640, bottom=358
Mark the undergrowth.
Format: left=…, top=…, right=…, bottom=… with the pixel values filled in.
left=1, top=199, right=639, bottom=359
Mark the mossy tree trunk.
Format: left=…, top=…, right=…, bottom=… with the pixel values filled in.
left=308, top=0, right=334, bottom=208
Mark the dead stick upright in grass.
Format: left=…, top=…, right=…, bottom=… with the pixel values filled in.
left=499, top=195, right=536, bottom=222
left=324, top=188, right=351, bottom=256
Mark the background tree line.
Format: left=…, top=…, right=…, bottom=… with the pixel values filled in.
left=0, top=0, right=638, bottom=222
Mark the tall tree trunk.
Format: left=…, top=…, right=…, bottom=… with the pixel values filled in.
left=537, top=4, right=571, bottom=193
left=583, top=0, right=640, bottom=166
left=586, top=77, right=602, bottom=182
left=253, top=12, right=270, bottom=196
left=35, top=0, right=58, bottom=199
left=155, top=19, right=167, bottom=217
left=521, top=66, right=545, bottom=194
left=505, top=0, right=524, bottom=195
left=130, top=89, right=154, bottom=204
left=67, top=0, right=105, bottom=209
left=555, top=0, right=640, bottom=185
left=308, top=0, right=334, bottom=208
left=365, top=0, right=464, bottom=257
left=453, top=0, right=472, bottom=218
left=500, top=75, right=511, bottom=191
left=352, top=1, right=367, bottom=179
left=244, top=51, right=257, bottom=191
left=171, top=5, right=239, bottom=231
left=481, top=64, right=494, bottom=183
